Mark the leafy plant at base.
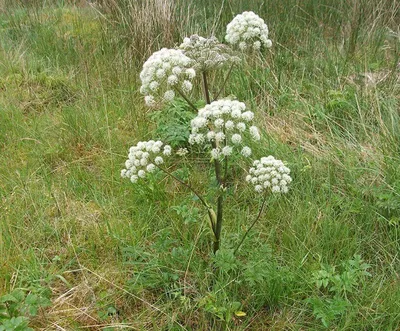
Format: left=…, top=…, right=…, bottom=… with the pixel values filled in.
left=0, top=286, right=51, bottom=330
left=307, top=255, right=371, bottom=327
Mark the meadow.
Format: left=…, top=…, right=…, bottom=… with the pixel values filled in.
left=0, top=0, right=399, bottom=329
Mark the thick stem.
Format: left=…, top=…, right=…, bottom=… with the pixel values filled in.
left=213, top=195, right=223, bottom=253
left=174, top=87, right=198, bottom=112
left=202, top=71, right=211, bottom=104
left=234, top=195, right=267, bottom=255
left=214, top=63, right=234, bottom=101
left=202, top=70, right=225, bottom=253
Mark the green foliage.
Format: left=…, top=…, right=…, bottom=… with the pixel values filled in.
left=198, top=293, right=242, bottom=323
left=149, top=98, right=197, bottom=148
left=308, top=255, right=371, bottom=327
left=0, top=287, right=51, bottom=330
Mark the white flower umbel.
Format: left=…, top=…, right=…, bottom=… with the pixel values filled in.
left=139, top=48, right=196, bottom=107
left=121, top=140, right=172, bottom=183
left=225, top=11, right=272, bottom=51
left=180, top=34, right=240, bottom=71
left=189, top=99, right=261, bottom=160
left=246, top=156, right=292, bottom=193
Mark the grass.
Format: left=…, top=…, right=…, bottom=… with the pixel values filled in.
left=0, top=0, right=399, bottom=329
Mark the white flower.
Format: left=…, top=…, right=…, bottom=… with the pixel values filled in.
left=140, top=48, right=195, bottom=107
left=144, top=95, right=156, bottom=106
left=226, top=11, right=272, bottom=51
left=241, top=146, right=252, bottom=157
left=255, top=185, right=263, bottom=193
left=181, top=80, right=193, bottom=93
left=195, top=134, right=205, bottom=144
left=247, top=156, right=292, bottom=193
left=163, top=146, right=172, bottom=156
left=238, top=41, right=247, bottom=50
left=222, top=146, right=233, bottom=156
left=149, top=81, right=159, bottom=91
left=231, top=133, right=242, bottom=144
left=207, top=131, right=216, bottom=141
left=172, top=66, right=182, bottom=75
left=167, top=75, right=178, bottom=85
left=164, top=90, right=175, bottom=102
left=176, top=148, right=189, bottom=156
left=215, top=132, right=225, bottom=142
left=146, top=164, right=156, bottom=173
left=249, top=126, right=261, bottom=140
left=122, top=140, right=172, bottom=184
left=253, top=41, right=261, bottom=50
left=214, top=118, right=224, bottom=128
left=225, top=120, right=235, bottom=130
left=211, top=148, right=221, bottom=159
left=179, top=34, right=240, bottom=71
left=242, top=111, right=254, bottom=121
left=236, top=122, right=246, bottom=131
left=155, top=156, right=164, bottom=165
left=156, top=68, right=166, bottom=79
left=140, top=158, right=148, bottom=166
left=185, top=68, right=196, bottom=79
left=189, top=99, right=262, bottom=160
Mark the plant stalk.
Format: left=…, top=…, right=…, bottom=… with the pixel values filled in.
left=202, top=71, right=211, bottom=104
left=234, top=195, right=267, bottom=255
left=158, top=165, right=216, bottom=234
left=202, top=70, right=226, bottom=254
left=174, top=87, right=198, bottom=112
left=214, top=63, right=234, bottom=101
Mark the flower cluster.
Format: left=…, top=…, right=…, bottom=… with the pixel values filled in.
left=225, top=11, right=272, bottom=51
left=189, top=99, right=261, bottom=159
left=139, top=48, right=196, bottom=107
left=246, top=156, right=292, bottom=194
left=180, top=35, right=240, bottom=71
left=121, top=140, right=172, bottom=183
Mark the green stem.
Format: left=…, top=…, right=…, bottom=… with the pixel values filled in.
left=214, top=63, right=234, bottom=101
left=213, top=195, right=223, bottom=253
left=234, top=195, right=267, bottom=255
left=202, top=71, right=211, bottom=104
left=174, top=87, right=198, bottom=112
left=202, top=70, right=225, bottom=254
left=158, top=165, right=216, bottom=233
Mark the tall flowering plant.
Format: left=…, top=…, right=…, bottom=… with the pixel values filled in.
left=122, top=12, right=292, bottom=255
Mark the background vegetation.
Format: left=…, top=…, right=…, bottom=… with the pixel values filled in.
left=0, top=0, right=399, bottom=329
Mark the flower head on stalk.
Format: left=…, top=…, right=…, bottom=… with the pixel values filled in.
left=225, top=11, right=272, bottom=51
left=121, top=140, right=172, bottom=183
left=189, top=99, right=261, bottom=160
left=246, top=156, right=292, bottom=193
left=139, top=48, right=196, bottom=107
left=180, top=34, right=240, bottom=71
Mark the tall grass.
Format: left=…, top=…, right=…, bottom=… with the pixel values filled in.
left=0, top=0, right=399, bottom=329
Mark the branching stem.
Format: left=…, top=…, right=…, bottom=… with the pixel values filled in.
left=214, top=63, right=234, bottom=101
left=174, top=87, right=198, bottom=112
left=158, top=165, right=216, bottom=233
left=234, top=194, right=267, bottom=255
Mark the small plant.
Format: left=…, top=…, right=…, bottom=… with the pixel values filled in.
left=307, top=255, right=371, bottom=327
left=0, top=287, right=51, bottom=330
left=121, top=11, right=291, bottom=259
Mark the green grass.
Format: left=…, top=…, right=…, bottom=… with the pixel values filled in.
left=0, top=1, right=399, bottom=329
